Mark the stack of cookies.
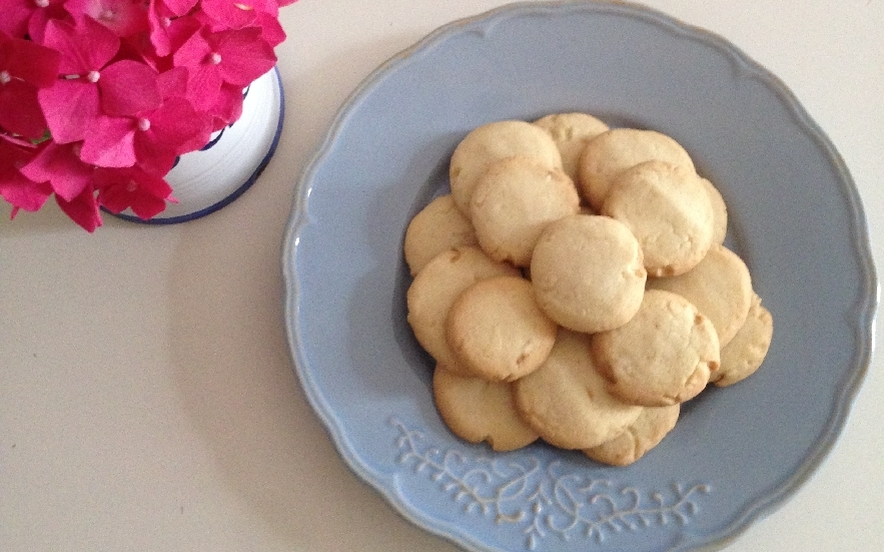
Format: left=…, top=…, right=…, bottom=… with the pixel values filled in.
left=404, top=115, right=773, bottom=466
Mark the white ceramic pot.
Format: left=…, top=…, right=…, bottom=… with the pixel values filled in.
left=114, top=67, right=284, bottom=224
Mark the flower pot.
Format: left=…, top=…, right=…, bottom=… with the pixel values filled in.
left=112, top=67, right=285, bottom=224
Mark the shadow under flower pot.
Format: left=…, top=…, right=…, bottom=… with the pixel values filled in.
left=109, top=67, right=285, bottom=225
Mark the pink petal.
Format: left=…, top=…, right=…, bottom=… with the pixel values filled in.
left=184, top=64, right=223, bottom=112
left=148, top=10, right=200, bottom=58
left=99, top=60, right=162, bottom=116
left=156, top=65, right=189, bottom=99
left=65, top=0, right=150, bottom=37
left=255, top=12, right=286, bottom=48
left=0, top=1, right=31, bottom=38
left=95, top=166, right=172, bottom=218
left=92, top=168, right=131, bottom=213
left=0, top=80, right=49, bottom=139
left=38, top=79, right=100, bottom=144
left=132, top=137, right=177, bottom=176
left=207, top=81, right=244, bottom=130
left=143, top=96, right=211, bottom=154
left=172, top=26, right=212, bottom=67
left=0, top=140, right=53, bottom=213
left=200, top=0, right=258, bottom=29
left=214, top=28, right=276, bottom=86
left=0, top=174, right=53, bottom=213
left=146, top=2, right=175, bottom=57
left=56, top=184, right=102, bottom=232
left=171, top=118, right=213, bottom=154
left=0, top=132, right=36, bottom=158
left=20, top=141, right=94, bottom=201
left=0, top=32, right=10, bottom=65
left=42, top=17, right=120, bottom=74
left=5, top=34, right=62, bottom=87
left=129, top=193, right=167, bottom=219
left=252, top=0, right=279, bottom=17
left=28, top=2, right=72, bottom=44
left=127, top=106, right=183, bottom=176
left=160, top=0, right=199, bottom=17
left=118, top=29, right=173, bottom=73
left=80, top=115, right=137, bottom=168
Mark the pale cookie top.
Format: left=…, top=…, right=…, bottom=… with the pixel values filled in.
left=602, top=160, right=714, bottom=277
left=591, top=289, right=720, bottom=407
left=513, top=329, right=643, bottom=450
left=530, top=214, right=647, bottom=333
left=404, top=194, right=478, bottom=276
left=577, top=127, right=696, bottom=210
left=406, top=246, right=520, bottom=375
left=533, top=112, right=610, bottom=182
left=469, top=156, right=580, bottom=266
left=700, top=176, right=728, bottom=245
left=647, top=243, right=752, bottom=347
left=583, top=404, right=680, bottom=467
left=449, top=120, right=563, bottom=215
left=433, top=366, right=538, bottom=452
left=446, top=275, right=557, bottom=382
left=712, top=293, right=773, bottom=387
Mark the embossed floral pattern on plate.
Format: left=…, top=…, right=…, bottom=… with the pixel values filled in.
left=392, top=418, right=711, bottom=550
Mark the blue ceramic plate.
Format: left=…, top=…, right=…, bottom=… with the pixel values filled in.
left=282, top=2, right=877, bottom=551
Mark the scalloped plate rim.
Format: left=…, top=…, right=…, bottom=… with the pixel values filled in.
left=281, top=2, right=878, bottom=551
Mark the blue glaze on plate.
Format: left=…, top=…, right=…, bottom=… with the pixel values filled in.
left=282, top=2, right=877, bottom=551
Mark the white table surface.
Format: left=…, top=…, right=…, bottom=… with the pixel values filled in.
left=2, top=1, right=882, bottom=550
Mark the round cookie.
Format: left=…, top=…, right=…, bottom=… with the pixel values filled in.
left=533, top=112, right=610, bottom=181
left=583, top=404, right=680, bottom=466
left=469, top=156, right=580, bottom=266
left=406, top=246, right=520, bottom=374
left=602, top=160, right=714, bottom=277
left=530, top=214, right=647, bottom=333
left=433, top=365, right=539, bottom=452
left=712, top=293, right=773, bottom=387
left=513, top=329, right=643, bottom=450
left=446, top=275, right=557, bottom=382
left=449, top=120, right=563, bottom=215
left=646, top=243, right=752, bottom=347
left=404, top=194, right=478, bottom=276
left=591, top=289, right=720, bottom=407
left=577, top=127, right=696, bottom=210
left=701, top=176, right=728, bottom=245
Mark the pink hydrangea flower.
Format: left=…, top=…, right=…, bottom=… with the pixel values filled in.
left=173, top=25, right=275, bottom=119
left=15, top=140, right=102, bottom=232
left=19, top=140, right=95, bottom=202
left=0, top=0, right=297, bottom=230
left=37, top=17, right=120, bottom=144
left=94, top=165, right=175, bottom=219
left=79, top=59, right=211, bottom=174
